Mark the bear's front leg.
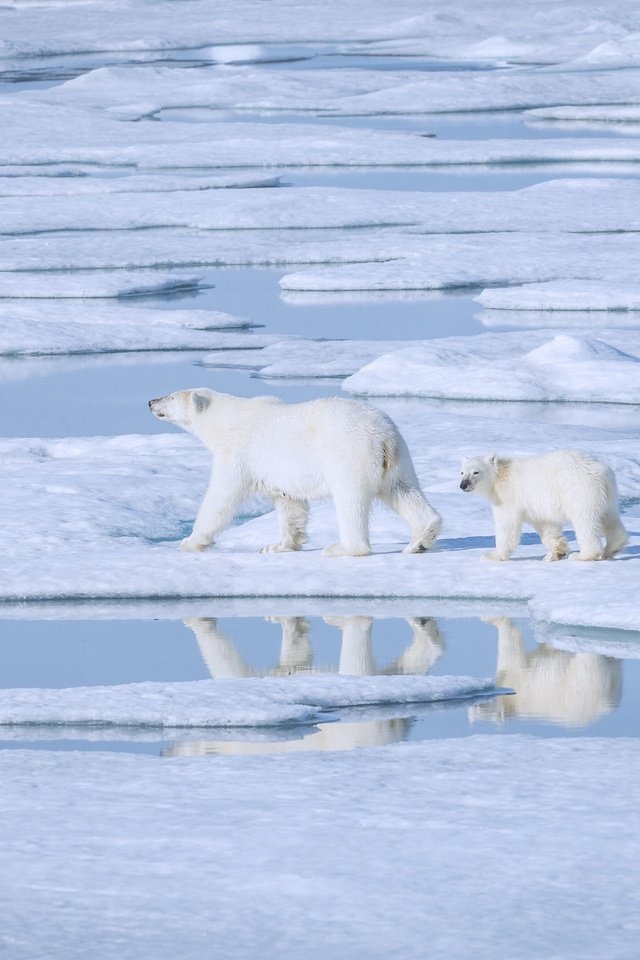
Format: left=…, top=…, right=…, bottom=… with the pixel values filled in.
left=182, top=470, right=246, bottom=553
left=484, top=509, right=522, bottom=561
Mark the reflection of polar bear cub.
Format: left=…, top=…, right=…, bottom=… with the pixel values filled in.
left=149, top=388, right=441, bottom=557
left=460, top=450, right=628, bottom=561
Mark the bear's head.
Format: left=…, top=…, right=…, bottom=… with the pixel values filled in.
left=149, top=388, right=213, bottom=431
left=460, top=454, right=499, bottom=495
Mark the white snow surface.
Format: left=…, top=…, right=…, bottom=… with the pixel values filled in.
left=0, top=271, right=205, bottom=299
left=476, top=280, right=640, bottom=311
left=0, top=303, right=265, bottom=355
left=343, top=332, right=640, bottom=403
left=0, top=674, right=496, bottom=728
left=1, top=737, right=639, bottom=960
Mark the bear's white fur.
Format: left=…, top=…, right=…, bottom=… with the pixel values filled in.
left=149, top=388, right=441, bottom=557
left=460, top=449, right=628, bottom=561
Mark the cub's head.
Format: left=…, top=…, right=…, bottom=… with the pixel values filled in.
left=460, top=454, right=499, bottom=495
left=149, top=388, right=213, bottom=431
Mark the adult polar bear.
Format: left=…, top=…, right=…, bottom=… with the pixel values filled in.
left=150, top=388, right=441, bottom=557
left=460, top=450, right=627, bottom=562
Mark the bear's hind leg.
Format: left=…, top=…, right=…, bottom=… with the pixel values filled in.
left=323, top=490, right=372, bottom=557
left=602, top=511, right=628, bottom=559
left=535, top=522, right=569, bottom=562
left=261, top=496, right=309, bottom=554
left=381, top=482, right=441, bottom=554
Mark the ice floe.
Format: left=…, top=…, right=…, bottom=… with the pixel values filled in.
left=0, top=271, right=205, bottom=299
left=476, top=280, right=640, bottom=312
left=0, top=673, right=496, bottom=729
left=2, top=735, right=639, bottom=959
left=27, top=62, right=640, bottom=119
left=0, top=302, right=267, bottom=355
left=343, top=332, right=640, bottom=403
left=4, top=179, right=640, bottom=235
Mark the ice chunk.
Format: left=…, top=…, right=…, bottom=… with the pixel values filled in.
left=343, top=332, right=640, bottom=403
left=0, top=271, right=204, bottom=299
left=0, top=673, right=496, bottom=729
left=476, top=280, right=640, bottom=312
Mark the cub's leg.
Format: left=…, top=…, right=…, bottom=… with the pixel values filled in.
left=380, top=481, right=441, bottom=554
left=484, top=509, right=522, bottom=561
left=602, top=510, right=629, bottom=559
left=569, top=510, right=604, bottom=561
left=534, top=522, right=569, bottom=562
left=261, top=496, right=309, bottom=554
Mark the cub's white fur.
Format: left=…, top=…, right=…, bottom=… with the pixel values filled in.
left=149, top=388, right=441, bottom=557
left=460, top=450, right=627, bottom=562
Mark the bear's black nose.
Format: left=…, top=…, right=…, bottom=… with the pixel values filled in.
left=460, top=480, right=468, bottom=491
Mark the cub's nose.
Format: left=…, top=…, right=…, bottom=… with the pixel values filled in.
left=460, top=479, right=469, bottom=491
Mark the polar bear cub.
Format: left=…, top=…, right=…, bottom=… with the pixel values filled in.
left=149, top=388, right=441, bottom=557
left=460, top=450, right=627, bottom=562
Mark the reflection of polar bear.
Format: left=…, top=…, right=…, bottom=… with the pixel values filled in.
left=460, top=450, right=627, bottom=561
left=470, top=617, right=621, bottom=727
left=150, top=388, right=441, bottom=556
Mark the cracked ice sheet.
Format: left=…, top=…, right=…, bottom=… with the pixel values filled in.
left=27, top=63, right=640, bottom=119
left=202, top=331, right=640, bottom=384
left=3, top=0, right=640, bottom=65
left=477, top=280, right=640, bottom=311
left=279, top=233, right=640, bottom=292
left=2, top=737, right=640, bottom=960
left=5, top=180, right=640, bottom=235
left=0, top=271, right=205, bottom=299
left=0, top=674, right=496, bottom=729
left=342, top=331, right=640, bottom=403
left=6, top=101, right=640, bottom=169
left=5, top=234, right=640, bottom=292
left=0, top=302, right=269, bottom=355
left=0, top=173, right=283, bottom=196
left=1, top=412, right=638, bottom=631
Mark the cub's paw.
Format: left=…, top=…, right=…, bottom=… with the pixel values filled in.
left=482, top=550, right=508, bottom=562
left=322, top=542, right=372, bottom=558
left=180, top=536, right=210, bottom=553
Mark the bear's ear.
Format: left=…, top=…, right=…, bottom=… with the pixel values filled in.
left=460, top=456, right=469, bottom=467
left=192, top=391, right=211, bottom=414
left=486, top=453, right=499, bottom=466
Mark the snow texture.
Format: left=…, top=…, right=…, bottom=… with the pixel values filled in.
left=0, top=674, right=496, bottom=729
left=1, top=737, right=639, bottom=960
left=342, top=332, right=640, bottom=403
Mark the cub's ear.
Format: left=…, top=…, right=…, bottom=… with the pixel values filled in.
left=460, top=456, right=469, bottom=467
left=486, top=453, right=499, bottom=466
left=192, top=391, right=211, bottom=414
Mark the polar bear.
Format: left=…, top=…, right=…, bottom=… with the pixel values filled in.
left=149, top=388, right=441, bottom=556
left=459, top=450, right=628, bottom=561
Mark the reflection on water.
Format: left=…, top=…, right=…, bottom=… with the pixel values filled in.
left=186, top=614, right=443, bottom=678
left=1, top=612, right=638, bottom=756
left=470, top=617, right=621, bottom=727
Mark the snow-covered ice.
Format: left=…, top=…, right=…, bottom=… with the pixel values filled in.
left=2, top=2, right=640, bottom=956
left=476, top=280, right=640, bottom=312
left=343, top=332, right=640, bottom=403
left=1, top=737, right=639, bottom=960
left=0, top=302, right=269, bottom=355
left=0, top=673, right=497, bottom=729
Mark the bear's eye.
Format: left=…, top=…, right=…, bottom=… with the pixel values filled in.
left=472, top=471, right=479, bottom=476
